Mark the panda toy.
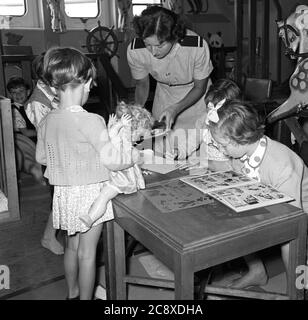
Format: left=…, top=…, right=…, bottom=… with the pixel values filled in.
left=208, top=32, right=223, bottom=48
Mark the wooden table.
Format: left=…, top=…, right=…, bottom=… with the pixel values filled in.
left=103, top=172, right=307, bottom=300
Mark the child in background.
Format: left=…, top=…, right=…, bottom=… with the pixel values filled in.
left=79, top=102, right=153, bottom=227
left=207, top=99, right=308, bottom=289
left=175, top=78, right=241, bottom=171
left=25, top=53, right=63, bottom=256
left=6, top=77, right=44, bottom=184
left=36, top=47, right=140, bottom=300
left=7, top=77, right=36, bottom=140
left=25, top=53, right=59, bottom=128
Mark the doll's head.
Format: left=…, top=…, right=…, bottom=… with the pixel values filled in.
left=116, top=101, right=155, bottom=141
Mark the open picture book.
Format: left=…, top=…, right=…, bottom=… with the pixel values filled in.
left=180, top=171, right=293, bottom=212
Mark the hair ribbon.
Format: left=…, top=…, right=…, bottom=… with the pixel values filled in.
left=205, top=98, right=226, bottom=125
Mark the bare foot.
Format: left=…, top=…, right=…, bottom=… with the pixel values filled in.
left=229, top=270, right=268, bottom=289
left=41, top=238, right=64, bottom=255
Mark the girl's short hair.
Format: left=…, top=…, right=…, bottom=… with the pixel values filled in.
left=204, top=78, right=242, bottom=106
left=132, top=6, right=186, bottom=43
left=43, top=47, right=96, bottom=90
left=208, top=100, right=265, bottom=145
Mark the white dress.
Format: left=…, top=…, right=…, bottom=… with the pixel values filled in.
left=127, top=30, right=213, bottom=154
left=53, top=182, right=114, bottom=236
left=127, top=30, right=213, bottom=130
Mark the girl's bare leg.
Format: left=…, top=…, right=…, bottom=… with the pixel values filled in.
left=231, top=253, right=268, bottom=289
left=64, top=232, right=80, bottom=299
left=281, top=243, right=289, bottom=288
left=41, top=212, right=64, bottom=255
left=79, top=185, right=118, bottom=228
left=78, top=223, right=103, bottom=300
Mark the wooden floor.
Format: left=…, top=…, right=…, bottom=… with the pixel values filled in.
left=0, top=173, right=295, bottom=300
left=0, top=174, right=64, bottom=299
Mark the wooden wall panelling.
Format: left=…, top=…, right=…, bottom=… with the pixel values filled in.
left=0, top=96, right=20, bottom=223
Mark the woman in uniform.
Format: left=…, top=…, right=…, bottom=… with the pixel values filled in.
left=127, top=6, right=213, bottom=156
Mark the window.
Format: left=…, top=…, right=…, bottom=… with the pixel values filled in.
left=0, top=0, right=26, bottom=16
left=64, top=0, right=99, bottom=18
left=132, top=0, right=162, bottom=16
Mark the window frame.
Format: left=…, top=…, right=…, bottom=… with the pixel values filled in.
left=63, top=0, right=100, bottom=19
left=0, top=0, right=27, bottom=17
left=132, top=0, right=162, bottom=16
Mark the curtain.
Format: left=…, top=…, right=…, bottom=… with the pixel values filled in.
left=162, top=0, right=183, bottom=14
left=116, top=0, right=133, bottom=33
left=46, top=0, right=67, bottom=33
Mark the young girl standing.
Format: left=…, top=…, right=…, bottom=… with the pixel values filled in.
left=25, top=53, right=63, bottom=255
left=207, top=99, right=308, bottom=289
left=36, top=47, right=140, bottom=299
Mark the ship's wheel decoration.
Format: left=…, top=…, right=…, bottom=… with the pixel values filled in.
left=84, top=21, right=119, bottom=58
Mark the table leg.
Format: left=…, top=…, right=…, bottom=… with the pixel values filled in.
left=103, top=221, right=116, bottom=300
left=174, top=254, right=194, bottom=300
left=287, top=216, right=307, bottom=300
left=114, top=221, right=127, bottom=299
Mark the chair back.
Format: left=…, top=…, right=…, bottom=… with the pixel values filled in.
left=244, top=77, right=272, bottom=102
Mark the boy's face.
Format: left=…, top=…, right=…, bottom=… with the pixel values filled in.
left=9, top=86, right=29, bottom=105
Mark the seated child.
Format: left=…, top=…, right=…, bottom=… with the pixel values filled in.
left=175, top=78, right=242, bottom=171
left=7, top=77, right=36, bottom=140
left=79, top=102, right=154, bottom=227
left=207, top=99, right=308, bottom=288
left=6, top=77, right=44, bottom=184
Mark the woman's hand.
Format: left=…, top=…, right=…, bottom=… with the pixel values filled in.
left=159, top=104, right=178, bottom=131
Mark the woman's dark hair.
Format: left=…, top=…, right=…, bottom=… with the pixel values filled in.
left=43, top=47, right=96, bottom=91
left=204, top=78, right=242, bottom=106
left=7, top=76, right=30, bottom=92
left=208, top=99, right=265, bottom=145
left=132, top=5, right=186, bottom=43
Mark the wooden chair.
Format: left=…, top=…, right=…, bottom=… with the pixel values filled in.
left=243, top=77, right=278, bottom=119
left=244, top=77, right=294, bottom=148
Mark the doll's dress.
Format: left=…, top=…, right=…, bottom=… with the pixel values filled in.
left=108, top=118, right=145, bottom=193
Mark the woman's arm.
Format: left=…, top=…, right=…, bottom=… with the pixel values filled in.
left=159, top=77, right=209, bottom=130
left=134, top=76, right=150, bottom=107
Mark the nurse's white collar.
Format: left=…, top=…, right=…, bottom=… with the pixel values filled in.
left=168, top=42, right=180, bottom=58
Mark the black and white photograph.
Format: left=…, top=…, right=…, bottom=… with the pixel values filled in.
left=0, top=0, right=307, bottom=313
